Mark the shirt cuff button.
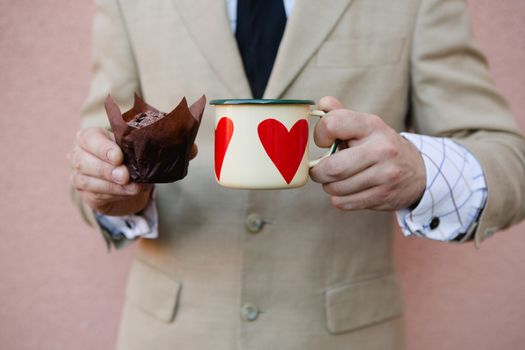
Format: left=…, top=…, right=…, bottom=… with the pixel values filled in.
left=429, top=217, right=440, bottom=230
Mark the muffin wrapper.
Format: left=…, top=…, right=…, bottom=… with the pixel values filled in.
left=104, top=94, right=206, bottom=183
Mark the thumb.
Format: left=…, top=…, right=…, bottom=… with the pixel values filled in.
left=317, top=96, right=344, bottom=112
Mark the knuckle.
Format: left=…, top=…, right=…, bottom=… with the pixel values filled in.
left=323, top=159, right=344, bottom=178
left=309, top=168, right=322, bottom=183
left=77, top=127, right=92, bottom=143
left=386, top=144, right=399, bottom=158
left=371, top=114, right=382, bottom=125
left=71, top=150, right=83, bottom=171
left=73, top=173, right=87, bottom=190
left=77, top=175, right=89, bottom=191
left=323, top=114, right=340, bottom=136
left=326, top=182, right=345, bottom=196
left=377, top=141, right=398, bottom=159
left=322, top=183, right=336, bottom=195
left=385, top=165, right=402, bottom=183
left=368, top=114, right=384, bottom=129
left=98, top=163, right=111, bottom=180
left=80, top=127, right=110, bottom=154
left=76, top=129, right=84, bottom=142
left=330, top=196, right=346, bottom=210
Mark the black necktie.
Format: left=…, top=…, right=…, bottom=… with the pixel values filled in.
left=235, top=0, right=287, bottom=98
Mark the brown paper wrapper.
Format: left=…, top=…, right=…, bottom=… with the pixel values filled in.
left=105, top=94, right=206, bottom=183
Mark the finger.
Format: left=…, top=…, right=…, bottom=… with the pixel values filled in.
left=70, top=147, right=130, bottom=185
left=322, top=166, right=380, bottom=197
left=109, top=166, right=131, bottom=185
left=80, top=183, right=153, bottom=201
left=329, top=186, right=387, bottom=211
left=78, top=190, right=133, bottom=204
left=76, top=127, right=123, bottom=166
left=71, top=173, right=141, bottom=196
left=77, top=190, right=124, bottom=214
left=190, top=144, right=198, bottom=160
left=318, top=96, right=344, bottom=112
left=309, top=145, right=376, bottom=183
left=314, top=109, right=379, bottom=148
left=79, top=187, right=152, bottom=216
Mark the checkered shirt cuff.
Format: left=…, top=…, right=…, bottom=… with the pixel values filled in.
left=396, top=133, right=488, bottom=241
left=94, top=189, right=158, bottom=240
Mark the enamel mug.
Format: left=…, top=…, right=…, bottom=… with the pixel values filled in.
left=210, top=99, right=337, bottom=189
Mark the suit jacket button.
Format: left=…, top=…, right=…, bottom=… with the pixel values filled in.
left=245, top=213, right=264, bottom=233
left=241, top=303, right=259, bottom=321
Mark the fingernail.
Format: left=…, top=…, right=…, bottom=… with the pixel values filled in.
left=124, top=183, right=139, bottom=193
left=112, top=167, right=126, bottom=183
left=107, top=149, right=117, bottom=162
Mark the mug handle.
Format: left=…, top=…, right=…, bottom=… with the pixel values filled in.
left=308, top=110, right=340, bottom=167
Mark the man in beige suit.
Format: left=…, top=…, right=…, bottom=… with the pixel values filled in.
left=69, top=0, right=525, bottom=349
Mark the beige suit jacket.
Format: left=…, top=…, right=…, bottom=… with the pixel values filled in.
left=77, top=0, right=525, bottom=349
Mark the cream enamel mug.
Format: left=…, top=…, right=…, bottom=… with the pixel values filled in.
left=210, top=99, right=337, bottom=189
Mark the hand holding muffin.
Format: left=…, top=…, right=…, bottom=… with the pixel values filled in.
left=68, top=127, right=152, bottom=215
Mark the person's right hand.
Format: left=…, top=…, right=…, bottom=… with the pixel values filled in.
left=67, top=128, right=153, bottom=215
left=69, top=127, right=199, bottom=216
left=68, top=127, right=154, bottom=216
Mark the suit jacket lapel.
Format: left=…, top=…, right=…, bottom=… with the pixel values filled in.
left=264, top=0, right=353, bottom=99
left=173, top=0, right=252, bottom=98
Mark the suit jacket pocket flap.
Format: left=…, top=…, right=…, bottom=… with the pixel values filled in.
left=126, top=259, right=182, bottom=323
left=325, top=274, right=403, bottom=334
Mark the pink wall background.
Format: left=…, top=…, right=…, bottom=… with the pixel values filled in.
left=0, top=1, right=523, bottom=349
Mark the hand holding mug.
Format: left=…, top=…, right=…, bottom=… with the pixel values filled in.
left=310, top=96, right=426, bottom=211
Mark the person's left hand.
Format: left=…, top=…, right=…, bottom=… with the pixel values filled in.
left=310, top=96, right=426, bottom=211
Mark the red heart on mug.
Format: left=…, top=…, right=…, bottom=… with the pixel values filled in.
left=258, top=119, right=308, bottom=184
left=215, top=117, right=234, bottom=180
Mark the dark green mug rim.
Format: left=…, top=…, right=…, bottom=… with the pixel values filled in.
left=209, top=99, right=315, bottom=105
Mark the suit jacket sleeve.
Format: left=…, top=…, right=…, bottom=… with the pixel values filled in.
left=410, top=0, right=525, bottom=247
left=72, top=0, right=142, bottom=249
